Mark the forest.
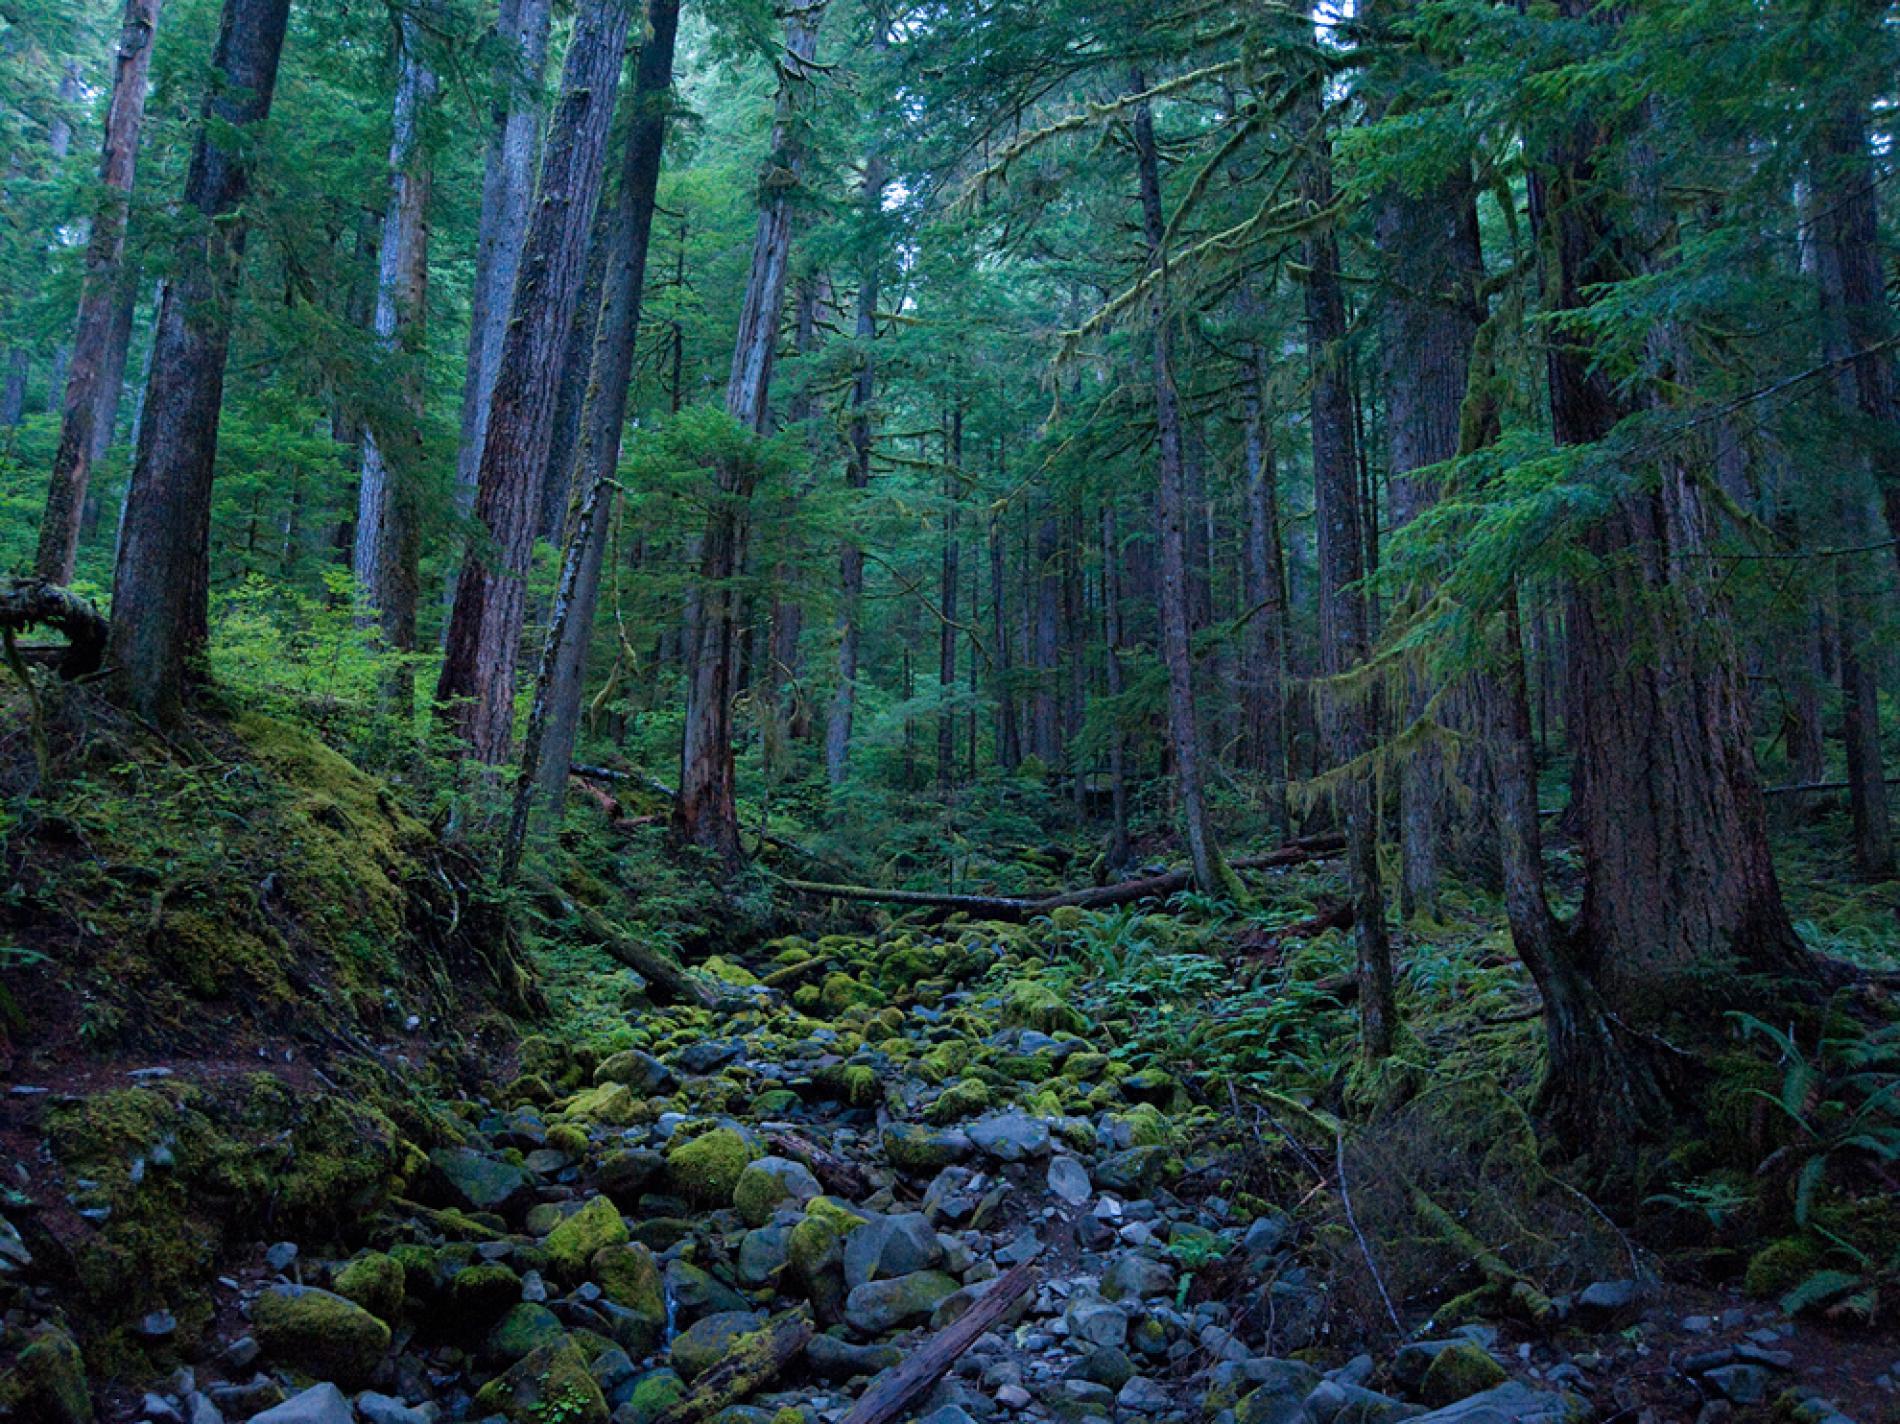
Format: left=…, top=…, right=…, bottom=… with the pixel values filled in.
left=0, top=0, right=1898, bottom=1420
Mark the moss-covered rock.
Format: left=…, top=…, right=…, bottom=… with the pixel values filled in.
left=1419, top=1343, right=1507, bottom=1406
left=881, top=1123, right=970, bottom=1174
left=1002, top=978, right=1084, bottom=1034
left=331, top=1251, right=404, bottom=1323
left=733, top=1156, right=823, bottom=1227
left=670, top=1310, right=765, bottom=1381
left=546, top=1195, right=629, bottom=1282
left=251, top=1284, right=391, bottom=1387
left=0, top=1326, right=92, bottom=1424
left=472, top=1336, right=609, bottom=1424
left=665, top=1128, right=755, bottom=1206
left=594, top=1243, right=667, bottom=1356
left=926, top=1077, right=992, bottom=1125
left=1743, top=1236, right=1823, bottom=1299
left=619, top=1369, right=688, bottom=1424
left=486, top=1302, right=566, bottom=1364
left=448, top=1263, right=523, bottom=1323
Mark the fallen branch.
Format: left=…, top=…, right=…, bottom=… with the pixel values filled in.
left=837, top=1263, right=1037, bottom=1424
left=656, top=1307, right=813, bottom=1424
left=569, top=761, right=850, bottom=875
left=1, top=580, right=108, bottom=679
left=529, top=877, right=722, bottom=1010
left=767, top=1131, right=875, bottom=1200
left=779, top=836, right=1344, bottom=921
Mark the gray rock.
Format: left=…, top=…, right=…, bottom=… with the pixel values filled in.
left=1404, top=1383, right=1583, bottom=1424
left=1573, top=1280, right=1642, bottom=1322
left=141, top=1393, right=184, bottom=1424
left=246, top=1383, right=355, bottom=1424
left=1102, top=1253, right=1176, bottom=1302
left=430, top=1147, right=531, bottom=1214
left=1303, top=1381, right=1424, bottom=1424
left=670, top=1311, right=765, bottom=1381
left=807, top=1333, right=903, bottom=1381
left=845, top=1213, right=944, bottom=1289
left=996, top=1384, right=1033, bottom=1410
left=1062, top=1380, right=1117, bottom=1408
left=675, top=1040, right=743, bottom=1075
left=735, top=1156, right=822, bottom=1225
left=846, top=1270, right=960, bottom=1335
left=1066, top=1298, right=1128, bottom=1350
left=967, top=1113, right=1051, bottom=1162
left=918, top=1408, right=978, bottom=1424
left=265, top=1242, right=299, bottom=1273
left=1119, top=1376, right=1172, bottom=1413
left=1242, top=1212, right=1291, bottom=1260
left=1048, top=1157, right=1092, bottom=1205
left=1094, top=1146, right=1167, bottom=1195
left=1071, top=1346, right=1136, bottom=1390
left=187, top=1395, right=224, bottom=1424
left=738, top=1225, right=792, bottom=1286
left=1705, top=1365, right=1771, bottom=1406
left=0, top=1217, right=31, bottom=1272
left=930, top=1276, right=1032, bottom=1332
left=355, top=1393, right=434, bottom=1424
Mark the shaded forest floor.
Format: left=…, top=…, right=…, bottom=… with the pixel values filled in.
left=0, top=687, right=1896, bottom=1424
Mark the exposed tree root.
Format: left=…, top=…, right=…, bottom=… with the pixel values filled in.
left=0, top=579, right=109, bottom=679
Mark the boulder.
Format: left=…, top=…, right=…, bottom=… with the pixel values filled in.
left=545, top=1195, right=628, bottom=1281
left=247, top=1383, right=355, bottom=1424
left=1101, top=1253, right=1176, bottom=1302
left=1406, top=1383, right=1586, bottom=1424
left=429, top=1147, right=531, bottom=1215
left=882, top=1123, right=972, bottom=1174
left=806, top=1333, right=903, bottom=1381
left=251, top=1285, right=391, bottom=1389
left=967, top=1112, right=1051, bottom=1162
left=733, top=1155, right=822, bottom=1227
left=1419, top=1344, right=1507, bottom=1407
left=843, top=1212, right=944, bottom=1288
left=670, top=1310, right=765, bottom=1381
left=845, top=1270, right=960, bottom=1335
left=1047, top=1156, right=1092, bottom=1205
left=472, top=1337, right=609, bottom=1424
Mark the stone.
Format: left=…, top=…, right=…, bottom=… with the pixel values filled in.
left=1119, top=1377, right=1173, bottom=1413
left=473, top=1337, right=610, bottom=1424
left=665, top=1259, right=751, bottom=1323
left=594, top=1244, right=667, bottom=1355
left=595, top=1147, right=666, bottom=1206
left=265, top=1241, right=299, bottom=1272
left=739, top=1225, right=794, bottom=1286
left=929, top=1276, right=1032, bottom=1332
left=355, top=1392, right=434, bottom=1424
left=1047, top=1156, right=1092, bottom=1205
left=1071, top=1346, right=1136, bottom=1390
left=486, top=1303, right=566, bottom=1364
left=332, top=1252, right=405, bottom=1323
left=3, top=1327, right=92, bottom=1424
left=1704, top=1365, right=1772, bottom=1406
left=594, top=1049, right=675, bottom=1093
left=247, top=1384, right=355, bottom=1424
left=1094, top=1146, right=1168, bottom=1195
left=1303, top=1381, right=1424, bottom=1424
left=806, top=1334, right=903, bottom=1381
left=615, top=1369, right=687, bottom=1424
left=671, top=1311, right=766, bottom=1380
left=676, top=1040, right=743, bottom=1075
left=845, top=1270, right=961, bottom=1335
left=844, top=1212, right=944, bottom=1289
left=997, top=1385, right=1033, bottom=1410
left=666, top=1128, right=754, bottom=1205
left=546, top=1195, right=629, bottom=1281
left=1242, top=1212, right=1291, bottom=1259
left=1066, top=1298, right=1128, bottom=1349
left=1419, top=1345, right=1507, bottom=1407
left=734, top=1156, right=823, bottom=1227
left=1101, top=1253, right=1175, bottom=1302
left=882, top=1123, right=972, bottom=1174
left=448, top=1262, right=523, bottom=1322
left=967, top=1112, right=1051, bottom=1162
left=1404, top=1383, right=1582, bottom=1424
left=251, top=1285, right=391, bottom=1389
left=430, top=1147, right=531, bottom=1214
left=1572, top=1280, right=1642, bottom=1322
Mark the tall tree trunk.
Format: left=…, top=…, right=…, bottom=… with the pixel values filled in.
left=37, top=0, right=163, bottom=585
left=518, top=0, right=682, bottom=845
left=1031, top=510, right=1062, bottom=766
left=938, top=406, right=962, bottom=800
left=90, top=276, right=140, bottom=468
left=538, top=196, right=616, bottom=542
left=106, top=0, right=292, bottom=725
left=451, top=0, right=554, bottom=538
left=1239, top=328, right=1288, bottom=832
left=766, top=271, right=824, bottom=742
left=1299, top=87, right=1395, bottom=1060
left=1533, top=3, right=1808, bottom=1110
left=352, top=17, right=437, bottom=713
left=824, top=82, right=888, bottom=787
left=675, top=0, right=824, bottom=860
left=1133, top=76, right=1230, bottom=895
left=990, top=500, right=1022, bottom=770
left=1102, top=504, right=1132, bottom=868
left=436, top=0, right=634, bottom=763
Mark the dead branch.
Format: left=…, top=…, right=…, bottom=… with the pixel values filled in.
left=837, top=1264, right=1037, bottom=1424
left=1, top=580, right=108, bottom=679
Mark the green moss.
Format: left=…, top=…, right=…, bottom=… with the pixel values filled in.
left=703, top=956, right=761, bottom=987
left=448, top=1263, right=523, bottom=1322
left=332, top=1251, right=405, bottom=1323
left=487, top=1303, right=566, bottom=1364
left=665, top=1128, right=755, bottom=1206
left=1744, top=1236, right=1824, bottom=1298
left=546, top=1196, right=630, bottom=1282
left=820, top=973, right=886, bottom=1014
left=546, top=1123, right=590, bottom=1158
left=560, top=1082, right=643, bottom=1127
left=1420, top=1342, right=1507, bottom=1406
left=0, top=1327, right=92, bottom=1424
left=620, top=1370, right=687, bottom=1424
left=251, top=1285, right=391, bottom=1387
left=472, top=1336, right=609, bottom=1424
left=926, top=1078, right=992, bottom=1124
left=1001, top=978, right=1084, bottom=1034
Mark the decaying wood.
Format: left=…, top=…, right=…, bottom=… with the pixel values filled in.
left=1, top=580, right=109, bottom=678
left=655, top=1307, right=813, bottom=1424
left=779, top=836, right=1345, bottom=921
left=570, top=761, right=852, bottom=878
left=530, top=877, right=721, bottom=1009
left=767, top=1131, right=875, bottom=1199
left=837, top=1263, right=1037, bottom=1424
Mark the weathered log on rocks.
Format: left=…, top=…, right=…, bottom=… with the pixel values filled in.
left=767, top=1131, right=874, bottom=1199
left=655, top=1307, right=813, bottom=1424
left=530, top=877, right=721, bottom=1010
left=779, top=836, right=1345, bottom=922
left=838, top=1263, right=1037, bottom=1424
left=1, top=580, right=108, bottom=678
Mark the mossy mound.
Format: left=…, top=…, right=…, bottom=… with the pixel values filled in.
left=332, top=1251, right=404, bottom=1323
left=473, top=1335, right=610, bottom=1424
left=1419, top=1342, right=1507, bottom=1405
left=666, top=1128, right=756, bottom=1206
left=546, top=1196, right=629, bottom=1281
left=251, top=1285, right=391, bottom=1387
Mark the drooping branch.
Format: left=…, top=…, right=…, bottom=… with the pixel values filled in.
left=1, top=580, right=110, bottom=679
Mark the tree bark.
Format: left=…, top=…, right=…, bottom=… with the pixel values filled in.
left=1239, top=322, right=1288, bottom=831
left=538, top=195, right=616, bottom=544
left=938, top=406, right=963, bottom=800
left=513, top=0, right=682, bottom=852
left=38, top=0, right=163, bottom=585
left=451, top=0, right=554, bottom=538
left=436, top=0, right=634, bottom=763
left=352, top=16, right=437, bottom=712
left=1101, top=505, right=1131, bottom=868
left=1298, top=86, right=1395, bottom=1060
left=106, top=0, right=292, bottom=725
left=989, top=498, right=1021, bottom=769
left=675, top=1, right=825, bottom=860
left=1132, top=76, right=1230, bottom=895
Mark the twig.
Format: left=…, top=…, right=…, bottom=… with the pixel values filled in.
left=1336, top=1129, right=1403, bottom=1337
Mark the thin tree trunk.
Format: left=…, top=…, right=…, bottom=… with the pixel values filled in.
left=1299, top=84, right=1394, bottom=1060
left=90, top=277, right=139, bottom=468
left=352, top=17, right=437, bottom=713
left=38, top=0, right=163, bottom=585
left=1239, top=326, right=1288, bottom=833
left=824, top=82, right=888, bottom=787
left=1133, top=75, right=1229, bottom=895
left=518, top=0, right=682, bottom=847
left=106, top=0, right=292, bottom=725
left=675, top=1, right=825, bottom=860
left=539, top=195, right=616, bottom=542
left=436, top=0, right=634, bottom=763
left=938, top=406, right=962, bottom=800
left=1031, top=510, right=1061, bottom=766
left=1102, top=505, right=1131, bottom=868
left=990, top=499, right=1021, bottom=769
left=451, top=0, right=554, bottom=537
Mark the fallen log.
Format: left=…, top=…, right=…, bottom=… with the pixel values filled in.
left=570, top=761, right=851, bottom=876
left=655, top=1307, right=813, bottom=1424
left=766, top=1131, right=875, bottom=1200
left=529, top=877, right=722, bottom=1010
left=1, top=579, right=108, bottom=679
left=837, top=1263, right=1037, bottom=1424
left=779, top=836, right=1345, bottom=922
